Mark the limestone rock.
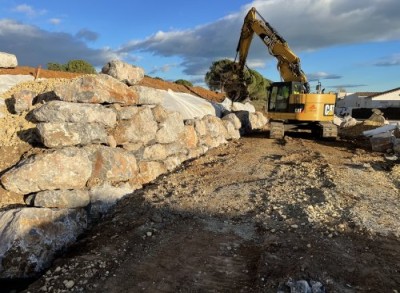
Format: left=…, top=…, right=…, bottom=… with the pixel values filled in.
left=116, top=105, right=139, bottom=120
left=0, top=52, right=17, bottom=68
left=0, top=207, right=87, bottom=278
left=89, top=146, right=138, bottom=185
left=12, top=90, right=35, bottom=114
left=152, top=104, right=169, bottom=122
left=143, top=144, right=168, bottom=161
left=180, top=124, right=198, bottom=149
left=36, top=122, right=108, bottom=148
left=89, top=183, right=138, bottom=217
left=222, top=113, right=242, bottom=130
left=202, top=115, right=228, bottom=139
left=32, top=100, right=117, bottom=127
left=156, top=111, right=185, bottom=144
left=234, top=111, right=267, bottom=134
left=113, top=106, right=158, bottom=145
left=134, top=86, right=164, bottom=105
left=54, top=74, right=139, bottom=105
left=223, top=120, right=241, bottom=140
left=101, top=60, right=144, bottom=86
left=1, top=147, right=92, bottom=194
left=32, top=190, right=90, bottom=209
left=231, top=101, right=256, bottom=113
left=132, top=161, right=167, bottom=186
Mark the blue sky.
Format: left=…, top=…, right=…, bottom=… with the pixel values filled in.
left=0, top=0, right=399, bottom=93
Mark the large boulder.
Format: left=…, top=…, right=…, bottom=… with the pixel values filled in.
left=0, top=52, right=17, bottom=68
left=29, top=189, right=90, bottom=209
left=101, top=60, right=144, bottom=86
left=54, top=74, right=139, bottom=105
left=36, top=122, right=109, bottom=148
left=88, top=146, right=138, bottom=185
left=0, top=207, right=87, bottom=278
left=155, top=111, right=185, bottom=144
left=1, top=147, right=92, bottom=194
left=134, top=86, right=164, bottom=105
left=112, top=106, right=158, bottom=145
left=32, top=100, right=117, bottom=127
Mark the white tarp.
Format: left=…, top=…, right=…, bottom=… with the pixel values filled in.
left=162, top=89, right=217, bottom=120
left=0, top=75, right=34, bottom=95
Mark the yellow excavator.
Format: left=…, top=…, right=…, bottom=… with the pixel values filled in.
left=233, top=7, right=337, bottom=138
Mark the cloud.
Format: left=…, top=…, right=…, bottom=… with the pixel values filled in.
left=148, top=63, right=178, bottom=75
left=374, top=53, right=400, bottom=66
left=119, top=0, right=400, bottom=77
left=76, top=29, right=99, bottom=42
left=307, top=72, right=342, bottom=82
left=0, top=19, right=123, bottom=67
left=49, top=18, right=61, bottom=25
left=12, top=4, right=46, bottom=17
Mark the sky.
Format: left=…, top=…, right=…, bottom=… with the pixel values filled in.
left=0, top=0, right=399, bottom=93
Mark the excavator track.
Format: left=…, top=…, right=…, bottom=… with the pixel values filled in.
left=269, top=121, right=285, bottom=139
left=318, top=122, right=338, bottom=139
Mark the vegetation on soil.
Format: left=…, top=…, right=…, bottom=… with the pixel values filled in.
left=47, top=59, right=96, bottom=74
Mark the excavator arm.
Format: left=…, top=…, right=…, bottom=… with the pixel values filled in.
left=235, top=7, right=310, bottom=92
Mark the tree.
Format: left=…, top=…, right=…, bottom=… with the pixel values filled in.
left=47, top=60, right=96, bottom=74
left=65, top=60, right=96, bottom=74
left=47, top=62, right=66, bottom=72
left=204, top=59, right=271, bottom=102
left=174, top=79, right=193, bottom=87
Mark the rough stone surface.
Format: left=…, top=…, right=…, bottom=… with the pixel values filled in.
left=0, top=52, right=18, bottom=68
left=54, top=74, right=139, bottom=105
left=152, top=104, right=169, bottom=122
left=132, top=161, right=167, bottom=186
left=223, top=120, right=241, bottom=140
left=0, top=207, right=87, bottom=278
left=222, top=113, right=242, bottom=130
left=234, top=111, right=267, bottom=134
left=1, top=147, right=92, bottom=194
left=180, top=124, right=199, bottom=149
left=32, top=190, right=90, bottom=209
left=202, top=115, right=228, bottom=139
left=32, top=100, right=117, bottom=127
left=36, top=122, right=108, bottom=148
left=11, top=90, right=35, bottom=114
left=101, top=60, right=144, bottom=86
left=143, top=144, right=169, bottom=161
left=89, top=146, right=138, bottom=185
left=113, top=106, right=158, bottom=145
left=231, top=102, right=256, bottom=113
left=134, top=85, right=164, bottom=105
left=89, top=183, right=138, bottom=217
left=116, top=105, right=139, bottom=120
left=156, top=111, right=185, bottom=144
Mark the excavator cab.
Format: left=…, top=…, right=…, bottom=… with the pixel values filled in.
left=267, top=82, right=304, bottom=112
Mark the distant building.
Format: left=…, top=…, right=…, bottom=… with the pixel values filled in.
left=335, top=87, right=400, bottom=116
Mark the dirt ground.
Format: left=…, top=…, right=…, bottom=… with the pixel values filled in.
left=1, top=68, right=399, bottom=292
left=3, top=132, right=394, bottom=293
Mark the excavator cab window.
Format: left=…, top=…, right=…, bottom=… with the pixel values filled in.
left=267, top=83, right=290, bottom=112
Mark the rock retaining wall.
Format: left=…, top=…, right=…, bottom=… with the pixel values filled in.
left=0, top=63, right=267, bottom=278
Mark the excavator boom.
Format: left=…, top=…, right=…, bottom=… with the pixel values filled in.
left=236, top=7, right=309, bottom=92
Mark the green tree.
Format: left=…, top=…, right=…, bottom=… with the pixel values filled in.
left=47, top=62, right=66, bottom=71
left=174, top=79, right=193, bottom=87
left=47, top=60, right=96, bottom=74
left=65, top=60, right=96, bottom=74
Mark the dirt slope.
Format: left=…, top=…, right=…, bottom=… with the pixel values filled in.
left=0, top=66, right=225, bottom=102
left=22, top=133, right=400, bottom=293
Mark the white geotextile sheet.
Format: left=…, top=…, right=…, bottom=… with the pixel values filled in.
left=162, top=89, right=217, bottom=120
left=0, top=75, right=34, bottom=95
